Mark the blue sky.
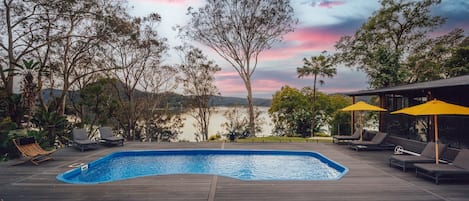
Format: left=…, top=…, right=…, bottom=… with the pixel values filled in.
left=128, top=0, right=469, bottom=98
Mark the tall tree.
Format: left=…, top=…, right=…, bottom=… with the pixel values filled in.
left=103, top=13, right=167, bottom=140
left=76, top=78, right=119, bottom=129
left=444, top=36, right=469, bottom=77
left=269, top=86, right=311, bottom=137
left=138, top=65, right=181, bottom=142
left=182, top=0, right=297, bottom=136
left=334, top=0, right=455, bottom=88
left=297, top=51, right=336, bottom=136
left=47, top=0, right=129, bottom=115
left=0, top=0, right=44, bottom=95
left=177, top=45, right=220, bottom=141
left=406, top=28, right=465, bottom=82
left=0, top=0, right=54, bottom=122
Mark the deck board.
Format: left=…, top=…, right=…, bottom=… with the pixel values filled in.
left=1, top=142, right=468, bottom=200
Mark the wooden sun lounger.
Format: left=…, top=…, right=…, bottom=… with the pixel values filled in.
left=414, top=149, right=469, bottom=184
left=389, top=142, right=448, bottom=172
left=12, top=137, right=57, bottom=165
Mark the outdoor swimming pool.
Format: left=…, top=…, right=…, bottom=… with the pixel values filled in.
left=57, top=149, right=348, bottom=184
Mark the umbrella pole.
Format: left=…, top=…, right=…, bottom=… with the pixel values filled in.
left=434, top=115, right=439, bottom=164
left=359, top=111, right=363, bottom=141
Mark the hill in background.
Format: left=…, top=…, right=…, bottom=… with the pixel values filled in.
left=42, top=88, right=272, bottom=107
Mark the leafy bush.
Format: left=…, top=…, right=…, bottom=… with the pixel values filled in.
left=0, top=118, right=17, bottom=160
left=32, top=109, right=69, bottom=147
left=208, top=134, right=221, bottom=141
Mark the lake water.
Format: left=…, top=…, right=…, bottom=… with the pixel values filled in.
left=178, top=107, right=274, bottom=141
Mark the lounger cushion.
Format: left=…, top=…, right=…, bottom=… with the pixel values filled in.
left=414, top=163, right=468, bottom=174
left=73, top=129, right=88, bottom=140
left=350, top=132, right=388, bottom=145
left=390, top=155, right=435, bottom=163
left=19, top=137, right=35, bottom=145
left=453, top=149, right=469, bottom=169
left=420, top=142, right=447, bottom=158
left=99, top=127, right=124, bottom=145
left=99, top=127, right=114, bottom=139
left=73, top=139, right=97, bottom=145
left=334, top=130, right=361, bottom=140
left=371, top=132, right=387, bottom=144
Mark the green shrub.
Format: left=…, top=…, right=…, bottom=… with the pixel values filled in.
left=314, top=132, right=331, bottom=137
left=0, top=118, right=18, bottom=160
left=208, top=134, right=221, bottom=141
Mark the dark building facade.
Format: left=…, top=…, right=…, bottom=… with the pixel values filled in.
left=346, top=75, right=469, bottom=151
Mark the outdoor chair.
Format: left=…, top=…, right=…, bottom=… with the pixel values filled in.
left=72, top=128, right=99, bottom=152
left=414, top=149, right=469, bottom=184
left=389, top=142, right=447, bottom=172
left=349, top=131, right=394, bottom=151
left=12, top=137, right=56, bottom=165
left=333, top=129, right=361, bottom=144
left=99, top=127, right=124, bottom=146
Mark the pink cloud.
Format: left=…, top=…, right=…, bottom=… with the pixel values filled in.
left=215, top=76, right=302, bottom=95
left=216, top=71, right=239, bottom=78
left=215, top=78, right=246, bottom=94
left=252, top=79, right=299, bottom=92
left=313, top=1, right=346, bottom=8
left=259, top=27, right=342, bottom=61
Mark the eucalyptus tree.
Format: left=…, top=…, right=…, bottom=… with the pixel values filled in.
left=443, top=35, right=469, bottom=77
left=182, top=0, right=297, bottom=136
left=0, top=0, right=45, bottom=95
left=138, top=64, right=182, bottom=142
left=76, top=78, right=119, bottom=129
left=44, top=0, right=132, bottom=115
left=297, top=51, right=336, bottom=136
left=405, top=28, right=465, bottom=83
left=176, top=45, right=220, bottom=141
left=334, top=0, right=461, bottom=88
left=0, top=0, right=55, bottom=121
left=102, top=13, right=168, bottom=140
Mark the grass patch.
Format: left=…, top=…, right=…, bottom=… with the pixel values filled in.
left=234, top=136, right=332, bottom=143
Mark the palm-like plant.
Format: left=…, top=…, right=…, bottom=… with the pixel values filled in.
left=297, top=51, right=336, bottom=136
left=31, top=109, right=68, bottom=147
left=13, top=60, right=49, bottom=127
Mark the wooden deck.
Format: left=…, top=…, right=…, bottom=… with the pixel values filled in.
left=1, top=142, right=468, bottom=201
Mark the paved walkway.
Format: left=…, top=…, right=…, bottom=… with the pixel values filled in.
left=1, top=142, right=468, bottom=201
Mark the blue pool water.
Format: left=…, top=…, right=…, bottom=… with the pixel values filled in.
left=57, top=149, right=348, bottom=184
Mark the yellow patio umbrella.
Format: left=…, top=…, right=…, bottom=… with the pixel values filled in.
left=341, top=101, right=387, bottom=141
left=391, top=99, right=469, bottom=164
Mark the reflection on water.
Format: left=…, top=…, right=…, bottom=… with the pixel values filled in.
left=178, top=107, right=273, bottom=141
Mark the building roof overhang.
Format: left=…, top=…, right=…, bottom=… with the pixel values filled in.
left=345, top=75, right=469, bottom=96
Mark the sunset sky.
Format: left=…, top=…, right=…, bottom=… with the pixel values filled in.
left=128, top=0, right=469, bottom=98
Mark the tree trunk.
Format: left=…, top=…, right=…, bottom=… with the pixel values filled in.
left=245, top=78, right=255, bottom=137
left=311, top=75, right=317, bottom=137
left=58, top=83, right=69, bottom=115
left=129, top=94, right=135, bottom=141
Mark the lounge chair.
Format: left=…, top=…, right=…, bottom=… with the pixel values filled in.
left=389, top=142, right=448, bottom=172
left=99, top=127, right=124, bottom=146
left=12, top=137, right=56, bottom=165
left=72, top=128, right=99, bottom=152
left=349, top=132, right=394, bottom=151
left=333, top=129, right=361, bottom=144
left=414, top=149, right=469, bottom=184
